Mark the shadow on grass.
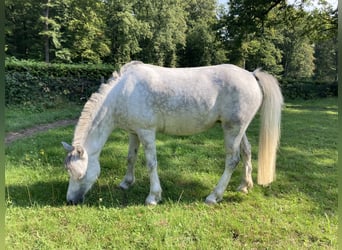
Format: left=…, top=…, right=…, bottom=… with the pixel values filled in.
left=6, top=124, right=236, bottom=208
left=6, top=172, right=219, bottom=208
left=6, top=180, right=68, bottom=207
left=6, top=144, right=336, bottom=211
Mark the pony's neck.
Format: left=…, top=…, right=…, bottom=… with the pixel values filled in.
left=85, top=117, right=114, bottom=157
left=73, top=108, right=115, bottom=157
left=72, top=82, right=117, bottom=157
left=71, top=63, right=134, bottom=156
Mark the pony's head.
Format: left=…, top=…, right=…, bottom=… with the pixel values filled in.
left=62, top=142, right=100, bottom=205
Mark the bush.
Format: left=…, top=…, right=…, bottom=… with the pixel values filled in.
left=5, top=59, right=115, bottom=106
left=5, top=59, right=338, bottom=106
left=280, top=78, right=338, bottom=100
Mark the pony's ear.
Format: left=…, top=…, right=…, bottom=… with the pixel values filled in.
left=62, top=142, right=74, bottom=152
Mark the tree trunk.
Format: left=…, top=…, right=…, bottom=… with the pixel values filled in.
left=44, top=0, right=50, bottom=63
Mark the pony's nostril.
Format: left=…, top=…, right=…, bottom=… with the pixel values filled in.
left=67, top=200, right=77, bottom=206
left=67, top=196, right=84, bottom=206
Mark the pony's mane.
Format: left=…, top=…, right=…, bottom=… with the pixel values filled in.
left=72, top=61, right=142, bottom=145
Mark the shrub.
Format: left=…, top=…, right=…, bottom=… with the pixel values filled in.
left=5, top=59, right=338, bottom=107
left=5, top=59, right=115, bottom=107
left=280, top=78, right=338, bottom=100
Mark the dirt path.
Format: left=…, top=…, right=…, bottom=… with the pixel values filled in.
left=5, top=119, right=77, bottom=145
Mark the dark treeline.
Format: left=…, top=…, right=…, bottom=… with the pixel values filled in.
left=5, top=0, right=337, bottom=80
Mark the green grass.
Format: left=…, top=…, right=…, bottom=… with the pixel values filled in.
left=5, top=103, right=82, bottom=132
left=5, top=98, right=337, bottom=249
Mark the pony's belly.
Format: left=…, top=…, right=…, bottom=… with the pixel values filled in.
left=158, top=116, right=218, bottom=136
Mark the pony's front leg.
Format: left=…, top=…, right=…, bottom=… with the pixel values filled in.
left=237, top=134, right=253, bottom=193
left=138, top=129, right=162, bottom=205
left=119, top=133, right=140, bottom=190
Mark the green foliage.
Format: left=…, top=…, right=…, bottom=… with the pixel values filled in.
left=5, top=0, right=43, bottom=59
left=135, top=0, right=188, bottom=66
left=5, top=0, right=338, bottom=106
left=221, top=0, right=286, bottom=71
left=280, top=78, right=338, bottom=100
left=39, top=0, right=63, bottom=63
left=5, top=0, right=337, bottom=80
left=5, top=59, right=114, bottom=106
left=314, top=38, right=338, bottom=81
left=65, top=0, right=111, bottom=63
left=220, top=0, right=337, bottom=79
left=181, top=0, right=227, bottom=66
left=275, top=6, right=316, bottom=78
left=5, top=58, right=338, bottom=109
left=5, top=98, right=337, bottom=248
left=105, top=0, right=151, bottom=66
left=284, top=41, right=315, bottom=78
left=240, top=33, right=283, bottom=75
left=183, top=22, right=221, bottom=66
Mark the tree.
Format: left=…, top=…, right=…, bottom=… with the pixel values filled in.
left=275, top=6, right=316, bottom=78
left=283, top=39, right=315, bottom=78
left=180, top=0, right=226, bottom=66
left=104, top=0, right=150, bottom=66
left=310, top=6, right=337, bottom=81
left=5, top=0, right=44, bottom=59
left=219, top=0, right=285, bottom=68
left=219, top=0, right=337, bottom=78
left=241, top=34, right=283, bottom=75
left=135, top=0, right=187, bottom=66
left=39, top=0, right=62, bottom=63
left=5, top=0, right=337, bottom=79
left=219, top=0, right=285, bottom=73
left=277, top=5, right=337, bottom=79
left=64, top=0, right=110, bottom=63
left=314, top=38, right=337, bottom=81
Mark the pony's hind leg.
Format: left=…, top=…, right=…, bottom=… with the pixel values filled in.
left=119, top=133, right=140, bottom=190
left=205, top=123, right=244, bottom=204
left=237, top=134, right=254, bottom=193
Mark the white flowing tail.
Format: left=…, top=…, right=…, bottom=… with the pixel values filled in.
left=253, top=69, right=283, bottom=186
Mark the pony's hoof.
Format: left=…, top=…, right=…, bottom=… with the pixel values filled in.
left=119, top=179, right=135, bottom=190
left=119, top=182, right=132, bottom=190
left=237, top=181, right=253, bottom=194
left=145, top=200, right=158, bottom=206
left=205, top=194, right=220, bottom=205
left=145, top=194, right=161, bottom=206
left=237, top=185, right=249, bottom=194
left=205, top=199, right=217, bottom=205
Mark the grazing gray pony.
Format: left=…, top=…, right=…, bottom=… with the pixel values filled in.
left=62, top=61, right=283, bottom=205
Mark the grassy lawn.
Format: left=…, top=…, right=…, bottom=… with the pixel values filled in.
left=5, top=98, right=337, bottom=249
left=5, top=103, right=82, bottom=132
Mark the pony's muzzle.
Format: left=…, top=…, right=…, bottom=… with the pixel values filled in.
left=66, top=197, right=84, bottom=205
left=66, top=192, right=85, bottom=205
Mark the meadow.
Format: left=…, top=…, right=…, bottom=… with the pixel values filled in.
left=5, top=98, right=337, bottom=249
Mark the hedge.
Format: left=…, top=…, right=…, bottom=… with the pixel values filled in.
left=5, top=59, right=115, bottom=106
left=5, top=59, right=338, bottom=106
left=280, top=78, right=338, bottom=100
